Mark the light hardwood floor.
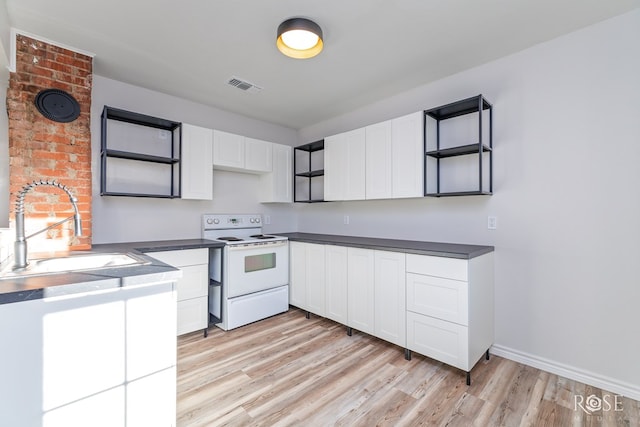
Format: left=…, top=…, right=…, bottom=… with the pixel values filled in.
left=177, top=308, right=639, bottom=426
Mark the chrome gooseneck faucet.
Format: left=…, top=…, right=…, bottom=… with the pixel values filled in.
left=14, top=180, right=83, bottom=270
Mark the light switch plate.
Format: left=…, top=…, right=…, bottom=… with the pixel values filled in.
left=488, top=216, right=497, bottom=230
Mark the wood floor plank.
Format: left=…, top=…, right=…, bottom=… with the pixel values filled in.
left=176, top=308, right=639, bottom=426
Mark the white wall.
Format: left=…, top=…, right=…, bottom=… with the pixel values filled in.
left=298, top=10, right=640, bottom=398
left=91, top=76, right=299, bottom=243
left=0, top=0, right=10, bottom=228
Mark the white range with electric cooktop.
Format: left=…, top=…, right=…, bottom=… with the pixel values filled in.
left=203, top=214, right=289, bottom=330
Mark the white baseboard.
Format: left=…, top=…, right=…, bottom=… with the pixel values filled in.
left=491, top=344, right=640, bottom=401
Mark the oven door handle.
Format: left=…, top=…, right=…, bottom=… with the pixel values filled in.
left=226, top=240, right=288, bottom=251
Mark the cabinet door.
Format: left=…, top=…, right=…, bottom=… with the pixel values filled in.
left=289, top=241, right=308, bottom=308
left=344, top=128, right=366, bottom=200
left=245, top=137, right=273, bottom=173
left=181, top=124, right=213, bottom=200
left=391, top=111, right=424, bottom=198
left=323, top=133, right=345, bottom=201
left=406, top=273, right=468, bottom=326
left=289, top=242, right=325, bottom=315
left=177, top=297, right=208, bottom=336
left=325, top=245, right=348, bottom=325
left=374, top=251, right=406, bottom=347
left=261, top=143, right=292, bottom=203
left=407, top=311, right=469, bottom=371
left=365, top=120, right=392, bottom=200
left=347, top=247, right=374, bottom=334
left=306, top=243, right=326, bottom=316
left=213, top=130, right=245, bottom=169
left=147, top=248, right=208, bottom=335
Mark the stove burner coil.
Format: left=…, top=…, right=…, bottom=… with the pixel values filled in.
left=250, top=234, right=276, bottom=240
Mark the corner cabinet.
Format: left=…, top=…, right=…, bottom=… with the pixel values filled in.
left=424, top=95, right=493, bottom=196
left=294, top=140, right=325, bottom=203
left=261, top=143, right=293, bottom=203
left=101, top=106, right=182, bottom=198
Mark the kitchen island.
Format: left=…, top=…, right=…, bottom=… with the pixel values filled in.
left=0, top=238, right=223, bottom=427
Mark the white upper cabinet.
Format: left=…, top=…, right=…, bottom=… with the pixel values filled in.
left=323, top=133, right=344, bottom=201
left=213, top=130, right=244, bottom=170
left=365, top=120, right=393, bottom=200
left=245, top=137, right=273, bottom=173
left=261, top=143, right=292, bottom=203
left=324, top=111, right=423, bottom=202
left=391, top=111, right=424, bottom=198
left=181, top=123, right=213, bottom=200
left=213, top=130, right=273, bottom=174
left=324, top=128, right=366, bottom=201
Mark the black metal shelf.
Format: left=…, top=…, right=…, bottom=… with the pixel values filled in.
left=295, top=169, right=324, bottom=178
left=294, top=140, right=325, bottom=203
left=425, top=95, right=492, bottom=121
left=103, top=149, right=180, bottom=164
left=426, top=143, right=492, bottom=159
left=295, top=199, right=325, bottom=203
left=424, top=95, right=493, bottom=197
left=426, top=191, right=492, bottom=197
left=101, top=106, right=182, bottom=198
left=103, top=106, right=181, bottom=130
left=296, top=139, right=325, bottom=152
left=101, top=191, right=178, bottom=198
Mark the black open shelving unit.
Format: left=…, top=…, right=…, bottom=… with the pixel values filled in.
left=424, top=95, right=493, bottom=197
left=101, top=106, right=182, bottom=198
left=294, top=139, right=325, bottom=203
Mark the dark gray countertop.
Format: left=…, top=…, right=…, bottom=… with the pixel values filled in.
left=276, top=232, right=493, bottom=259
left=0, top=239, right=224, bottom=305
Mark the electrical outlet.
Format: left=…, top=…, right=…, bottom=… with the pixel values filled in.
left=487, top=216, right=497, bottom=230
left=344, top=215, right=350, bottom=225
left=264, top=215, right=271, bottom=225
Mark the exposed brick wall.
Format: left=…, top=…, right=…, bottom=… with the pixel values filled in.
left=7, top=34, right=92, bottom=252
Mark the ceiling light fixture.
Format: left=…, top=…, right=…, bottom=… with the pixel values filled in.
left=276, top=18, right=323, bottom=59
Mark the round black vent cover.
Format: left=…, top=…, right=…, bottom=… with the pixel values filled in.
left=34, top=89, right=81, bottom=123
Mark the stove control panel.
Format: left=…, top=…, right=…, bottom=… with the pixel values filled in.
left=203, top=214, right=262, bottom=230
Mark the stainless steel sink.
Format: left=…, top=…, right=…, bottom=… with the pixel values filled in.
left=0, top=252, right=150, bottom=279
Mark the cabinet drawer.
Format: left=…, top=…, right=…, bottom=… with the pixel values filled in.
left=406, top=254, right=467, bottom=281
left=407, top=311, right=469, bottom=371
left=177, top=296, right=208, bottom=336
left=176, top=264, right=209, bottom=301
left=148, top=248, right=208, bottom=267
left=406, top=273, right=468, bottom=325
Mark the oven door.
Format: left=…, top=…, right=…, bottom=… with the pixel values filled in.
left=225, top=240, right=289, bottom=298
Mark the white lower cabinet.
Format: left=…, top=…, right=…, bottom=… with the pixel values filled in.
left=289, top=240, right=494, bottom=381
left=148, top=248, right=209, bottom=335
left=289, top=241, right=325, bottom=316
left=374, top=250, right=406, bottom=348
left=324, top=245, right=348, bottom=324
left=347, top=247, right=375, bottom=334
left=405, top=252, right=494, bottom=376
left=407, top=311, right=469, bottom=370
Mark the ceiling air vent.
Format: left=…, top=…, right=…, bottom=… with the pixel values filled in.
left=227, top=76, right=263, bottom=94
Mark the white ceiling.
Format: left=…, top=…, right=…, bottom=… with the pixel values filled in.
left=4, top=0, right=639, bottom=129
